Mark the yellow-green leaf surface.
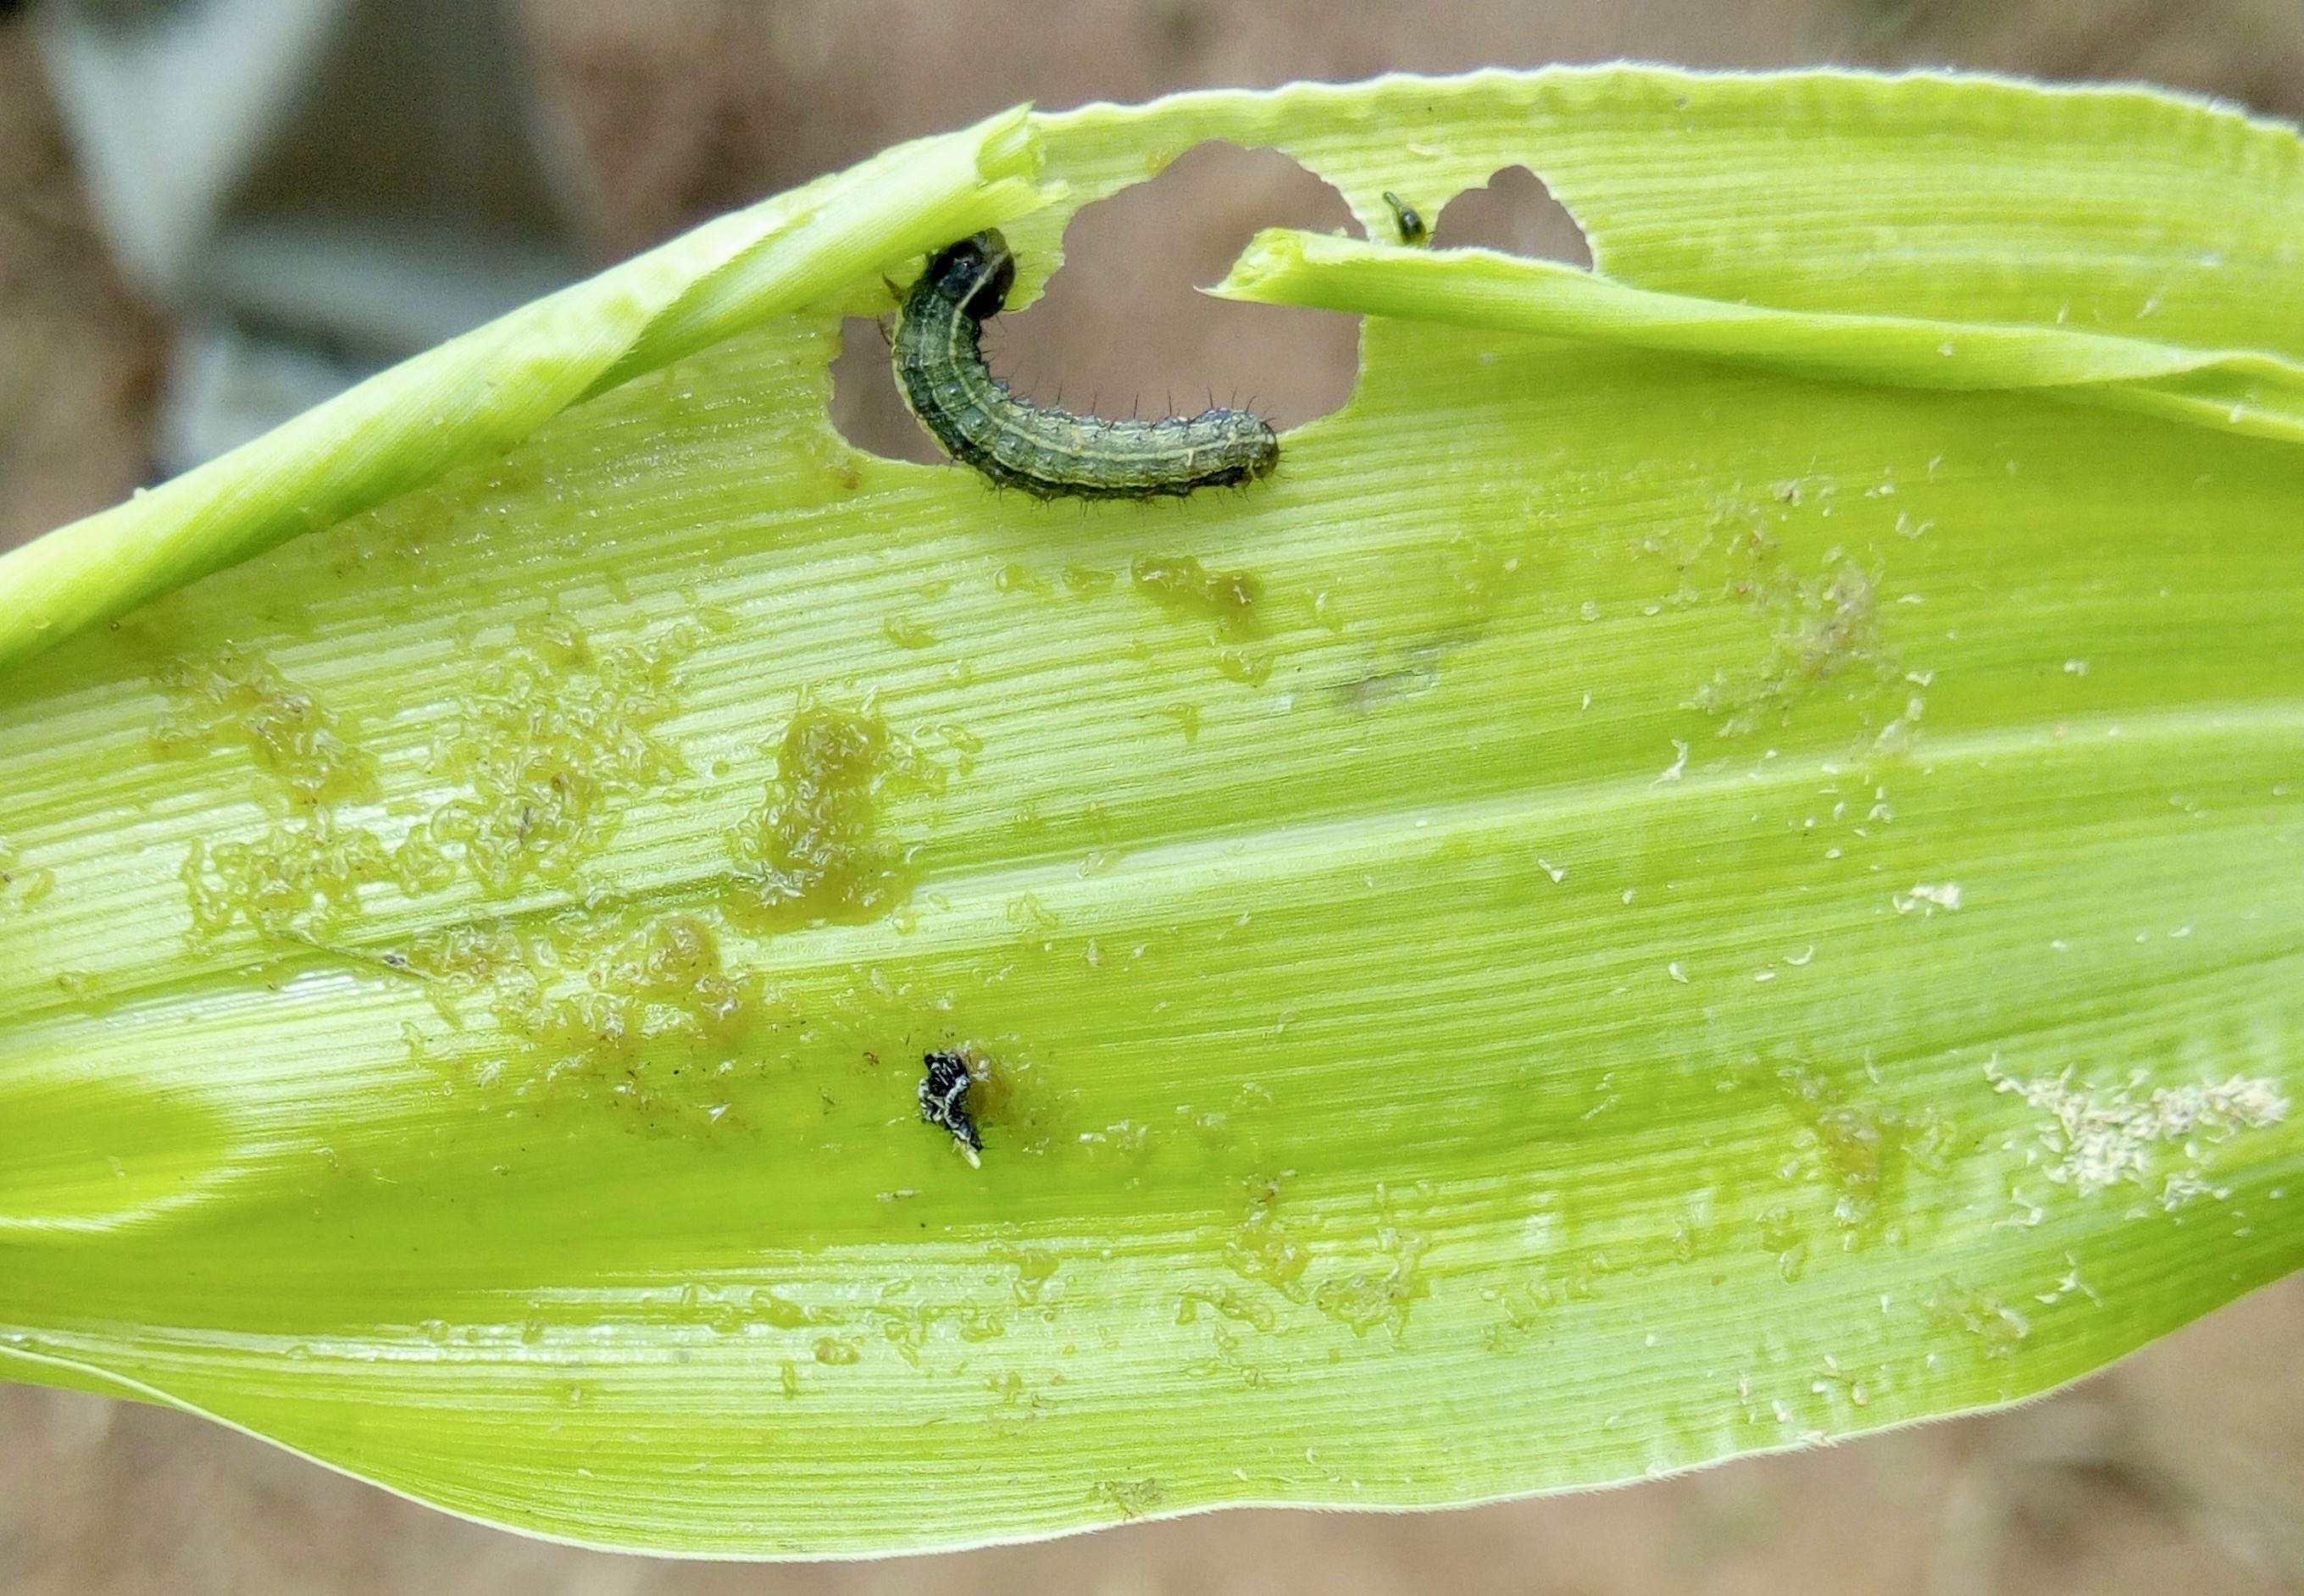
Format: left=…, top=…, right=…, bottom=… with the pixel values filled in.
left=3, top=67, right=2302, bottom=1556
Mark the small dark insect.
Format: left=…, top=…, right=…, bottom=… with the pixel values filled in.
left=919, top=1048, right=982, bottom=1167
left=892, top=229, right=1280, bottom=501
left=1382, top=191, right=1430, bottom=247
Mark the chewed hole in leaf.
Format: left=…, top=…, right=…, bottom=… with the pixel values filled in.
left=830, top=313, right=941, bottom=465
left=828, top=141, right=1363, bottom=466
left=1430, top=164, right=1593, bottom=269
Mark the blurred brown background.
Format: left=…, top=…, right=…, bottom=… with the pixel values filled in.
left=4, top=1, right=2303, bottom=1591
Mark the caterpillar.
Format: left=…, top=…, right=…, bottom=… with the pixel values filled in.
left=892, top=230, right=1280, bottom=501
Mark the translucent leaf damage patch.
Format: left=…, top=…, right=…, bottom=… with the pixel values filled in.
left=0, top=66, right=2301, bottom=1559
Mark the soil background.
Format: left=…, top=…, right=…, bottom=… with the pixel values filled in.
left=4, top=1, right=2304, bottom=1591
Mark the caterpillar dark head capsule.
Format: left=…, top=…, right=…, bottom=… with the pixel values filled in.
left=919, top=230, right=1016, bottom=321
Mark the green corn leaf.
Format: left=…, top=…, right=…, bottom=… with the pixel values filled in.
left=3, top=65, right=2301, bottom=1558
left=1215, top=228, right=2304, bottom=445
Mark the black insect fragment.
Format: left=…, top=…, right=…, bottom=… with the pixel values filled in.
left=1382, top=191, right=1429, bottom=247
left=919, top=1048, right=982, bottom=1167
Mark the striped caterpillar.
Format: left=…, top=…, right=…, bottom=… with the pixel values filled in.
left=892, top=230, right=1280, bottom=501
